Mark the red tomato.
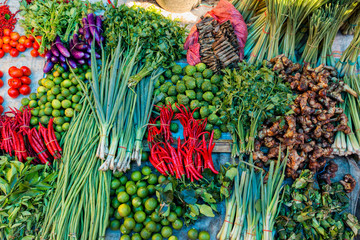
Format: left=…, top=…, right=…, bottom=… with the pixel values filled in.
left=36, top=36, right=42, bottom=41
left=0, top=71, right=3, bottom=78
left=18, top=36, right=27, bottom=44
left=0, top=50, right=4, bottom=58
left=30, top=49, right=39, bottom=57
left=8, top=66, right=17, bottom=74
left=9, top=40, right=17, bottom=48
left=2, top=44, right=11, bottom=53
left=0, top=106, right=4, bottom=114
left=10, top=32, right=20, bottom=41
left=20, top=76, right=31, bottom=85
left=9, top=68, right=23, bottom=78
left=33, top=41, right=40, bottom=50
left=8, top=88, right=20, bottom=98
left=0, top=39, right=3, bottom=49
left=0, top=96, right=3, bottom=104
left=20, top=66, right=31, bottom=76
left=24, top=39, right=32, bottom=48
left=3, top=29, right=11, bottom=36
left=8, top=78, right=22, bottom=88
left=16, top=44, right=26, bottom=52
left=19, top=85, right=31, bottom=95
left=9, top=48, right=19, bottom=57
left=0, top=79, right=3, bottom=88
left=2, top=36, right=10, bottom=44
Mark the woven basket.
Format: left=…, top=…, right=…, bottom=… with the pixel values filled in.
left=156, top=0, right=200, bottom=13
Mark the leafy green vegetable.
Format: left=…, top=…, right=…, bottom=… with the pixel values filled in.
left=0, top=156, right=57, bottom=239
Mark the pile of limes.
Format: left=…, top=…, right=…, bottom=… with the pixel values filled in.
left=187, top=228, right=210, bottom=240
left=21, top=64, right=89, bottom=140
left=109, top=166, right=185, bottom=240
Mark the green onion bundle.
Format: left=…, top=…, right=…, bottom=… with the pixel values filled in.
left=40, top=102, right=111, bottom=239
left=231, top=0, right=265, bottom=23
left=341, top=3, right=360, bottom=35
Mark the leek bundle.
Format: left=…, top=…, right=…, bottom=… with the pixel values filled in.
left=341, top=2, right=360, bottom=35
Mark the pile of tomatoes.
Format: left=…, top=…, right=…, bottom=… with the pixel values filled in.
left=0, top=29, right=43, bottom=58
left=7, top=66, right=32, bottom=98
left=0, top=70, right=3, bottom=114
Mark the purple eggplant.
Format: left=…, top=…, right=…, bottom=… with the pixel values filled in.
left=86, top=46, right=91, bottom=53
left=59, top=54, right=66, bottom=63
left=55, top=42, right=70, bottom=58
left=87, top=13, right=96, bottom=36
left=71, top=49, right=85, bottom=59
left=96, top=15, right=102, bottom=32
left=44, top=60, right=55, bottom=73
left=68, top=58, right=77, bottom=69
left=61, top=62, right=69, bottom=72
left=45, top=50, right=52, bottom=60
left=94, top=29, right=101, bottom=45
left=87, top=59, right=91, bottom=66
left=77, top=59, right=86, bottom=65
left=51, top=45, right=60, bottom=57
left=84, top=53, right=90, bottom=59
left=69, top=39, right=74, bottom=49
left=55, top=36, right=61, bottom=43
left=51, top=56, right=59, bottom=63
left=75, top=43, right=88, bottom=51
left=73, top=34, right=79, bottom=44
left=82, top=18, right=90, bottom=40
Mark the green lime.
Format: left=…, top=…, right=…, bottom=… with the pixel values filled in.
left=64, top=116, right=71, bottom=122
left=124, top=217, right=136, bottom=230
left=199, top=231, right=210, bottom=240
left=111, top=179, right=121, bottom=190
left=39, top=109, right=45, bottom=117
left=40, top=116, right=50, bottom=125
left=72, top=94, right=81, bottom=103
left=37, top=92, right=45, bottom=98
left=69, top=86, right=78, bottom=94
left=146, top=221, right=157, bottom=232
left=44, top=107, right=53, bottom=115
left=29, top=100, right=38, bottom=108
left=51, top=86, right=61, bottom=95
left=147, top=185, right=155, bottom=195
left=141, top=151, right=149, bottom=161
left=30, top=117, right=38, bottom=126
left=174, top=206, right=184, bottom=217
left=62, top=80, right=72, bottom=88
left=137, top=187, right=149, bottom=199
left=61, top=100, right=72, bottom=108
left=62, top=72, right=69, bottom=79
left=152, top=233, right=163, bottom=240
left=136, top=181, right=147, bottom=188
left=125, top=181, right=135, bottom=188
left=140, top=229, right=152, bottom=240
left=52, top=99, right=61, bottom=109
left=116, top=186, right=126, bottom=195
left=29, top=93, right=37, bottom=100
left=117, top=192, right=130, bottom=203
left=161, top=226, right=172, bottom=238
left=132, top=197, right=142, bottom=208
left=110, top=219, right=121, bottom=230
left=147, top=174, right=158, bottom=185
left=21, top=98, right=30, bottom=106
left=39, top=95, right=48, bottom=104
left=113, top=171, right=123, bottom=178
left=133, top=205, right=143, bottom=212
left=31, top=108, right=39, bottom=116
left=118, top=204, right=131, bottom=217
left=167, top=212, right=177, bottom=223
left=120, top=235, right=130, bottom=240
left=119, top=175, right=128, bottom=185
left=54, top=117, right=65, bottom=125
left=113, top=210, right=121, bottom=220
left=62, top=122, right=70, bottom=131
left=46, top=75, right=54, bottom=80
left=131, top=171, right=142, bottom=181
left=188, top=228, right=199, bottom=240
left=55, top=125, right=63, bottom=133
left=65, top=108, right=74, bottom=117
left=53, top=77, right=62, bottom=85
left=145, top=198, right=158, bottom=212
left=172, top=219, right=183, bottom=230
left=45, top=102, right=52, bottom=108
left=131, top=233, right=141, bottom=240
left=57, top=66, right=65, bottom=74
left=141, top=166, right=152, bottom=176
left=52, top=110, right=61, bottom=117
left=45, top=80, right=55, bottom=89
left=133, top=223, right=143, bottom=233
left=85, top=72, right=92, bottom=80
left=158, top=175, right=166, bottom=184
left=120, top=224, right=131, bottom=235
left=126, top=185, right=137, bottom=196
left=151, top=212, right=161, bottom=222
left=74, top=104, right=82, bottom=112
left=134, top=211, right=146, bottom=223
left=160, top=219, right=169, bottom=226
left=168, top=237, right=178, bottom=240
left=111, top=198, right=121, bottom=209
left=143, top=217, right=152, bottom=226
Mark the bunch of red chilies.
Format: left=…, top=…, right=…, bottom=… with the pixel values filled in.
left=0, top=106, right=62, bottom=165
left=148, top=104, right=218, bottom=182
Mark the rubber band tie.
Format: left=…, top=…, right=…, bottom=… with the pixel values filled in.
left=37, top=149, right=47, bottom=155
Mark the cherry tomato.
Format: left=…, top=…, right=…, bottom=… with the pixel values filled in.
left=0, top=79, right=3, bottom=88
left=19, top=85, right=31, bottom=95
left=2, top=36, right=10, bottom=44
left=30, top=49, right=39, bottom=57
left=24, top=39, right=32, bottom=48
left=20, top=66, right=31, bottom=76
left=27, top=34, right=35, bottom=41
left=9, top=48, right=19, bottom=57
left=16, top=44, right=26, bottom=52
left=18, top=36, right=27, bottom=44
left=0, top=71, right=3, bottom=78
left=0, top=39, right=3, bottom=49
left=0, top=106, right=4, bottom=114
left=9, top=68, right=23, bottom=78
left=9, top=40, right=17, bottom=48
left=0, top=49, right=5, bottom=58
left=0, top=96, right=3, bottom=104
left=8, top=78, right=22, bottom=88
left=33, top=41, right=40, bottom=50
left=2, top=44, right=11, bottom=53
left=8, top=66, right=17, bottom=74
left=20, top=76, right=31, bottom=85
left=36, top=36, right=42, bottom=41
left=3, top=29, right=11, bottom=36
left=10, top=32, right=20, bottom=41
left=8, top=88, right=20, bottom=98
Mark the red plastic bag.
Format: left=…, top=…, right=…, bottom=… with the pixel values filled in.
left=184, top=0, right=248, bottom=66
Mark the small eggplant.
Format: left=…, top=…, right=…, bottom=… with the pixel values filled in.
left=44, top=60, right=55, bottom=73
left=84, top=53, right=90, bottom=59
left=55, top=42, right=71, bottom=58
left=51, top=56, right=59, bottom=63
left=71, top=49, right=85, bottom=59
left=82, top=18, right=90, bottom=40
left=45, top=50, right=52, bottom=60
left=68, top=58, right=77, bottom=69
left=61, top=62, right=69, bottom=72
left=77, top=59, right=86, bottom=65
left=87, top=59, right=91, bottom=66
left=94, top=29, right=101, bottom=45
left=96, top=15, right=102, bottom=32
left=87, top=13, right=96, bottom=36
left=69, top=39, right=74, bottom=49
left=51, top=45, right=60, bottom=57
left=73, top=34, right=79, bottom=44
left=55, top=36, right=61, bottom=43
left=75, top=43, right=88, bottom=51
left=86, top=46, right=91, bottom=53
left=59, top=54, right=66, bottom=63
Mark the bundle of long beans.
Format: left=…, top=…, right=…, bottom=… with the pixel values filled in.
left=341, top=2, right=360, bottom=35
left=40, top=102, right=111, bottom=239
left=281, top=0, right=325, bottom=62
left=217, top=153, right=286, bottom=240
left=318, top=1, right=353, bottom=67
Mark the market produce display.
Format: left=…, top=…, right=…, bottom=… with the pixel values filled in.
left=0, top=0, right=359, bottom=239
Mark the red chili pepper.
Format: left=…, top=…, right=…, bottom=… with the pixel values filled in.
left=27, top=129, right=50, bottom=164
left=48, top=118, right=61, bottom=158
left=107, top=0, right=115, bottom=8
